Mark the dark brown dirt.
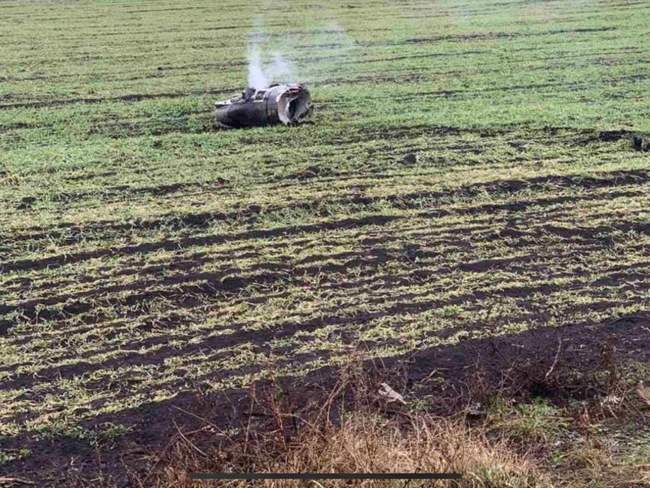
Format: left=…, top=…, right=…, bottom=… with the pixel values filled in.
left=2, top=313, right=648, bottom=486
left=8, top=168, right=650, bottom=248
left=1, top=215, right=400, bottom=274
left=632, top=134, right=650, bottom=151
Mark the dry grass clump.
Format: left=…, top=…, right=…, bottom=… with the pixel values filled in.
left=138, top=347, right=648, bottom=488
left=154, top=410, right=546, bottom=488
left=143, top=360, right=549, bottom=488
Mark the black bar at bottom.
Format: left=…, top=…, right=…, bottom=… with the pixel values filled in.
left=191, top=472, right=461, bottom=480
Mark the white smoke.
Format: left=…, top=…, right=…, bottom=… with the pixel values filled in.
left=246, top=14, right=358, bottom=89
left=247, top=44, right=269, bottom=89
left=269, top=53, right=293, bottom=82
left=248, top=40, right=295, bottom=89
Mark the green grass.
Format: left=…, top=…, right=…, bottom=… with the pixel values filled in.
left=1, top=0, right=649, bottom=484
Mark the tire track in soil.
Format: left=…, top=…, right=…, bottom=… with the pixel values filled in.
left=4, top=271, right=648, bottom=395
left=7, top=168, right=649, bottom=246
left=4, top=185, right=647, bottom=274
left=3, top=200, right=647, bottom=317
left=4, top=237, right=648, bottom=374
left=6, top=245, right=648, bottom=367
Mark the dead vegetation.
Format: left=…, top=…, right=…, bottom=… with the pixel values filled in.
left=144, top=362, right=546, bottom=488
left=137, top=342, right=649, bottom=488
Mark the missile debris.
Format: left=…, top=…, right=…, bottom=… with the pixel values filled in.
left=215, top=83, right=312, bottom=129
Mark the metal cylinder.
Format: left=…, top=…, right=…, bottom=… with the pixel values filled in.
left=215, top=84, right=312, bottom=129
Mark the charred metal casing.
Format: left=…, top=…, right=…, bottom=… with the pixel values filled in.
left=214, top=84, right=312, bottom=129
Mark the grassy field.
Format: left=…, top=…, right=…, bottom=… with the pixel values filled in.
left=1, top=0, right=649, bottom=485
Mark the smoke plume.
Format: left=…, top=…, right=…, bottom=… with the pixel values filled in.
left=247, top=44, right=268, bottom=90
left=247, top=37, right=295, bottom=89
left=245, top=14, right=358, bottom=89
